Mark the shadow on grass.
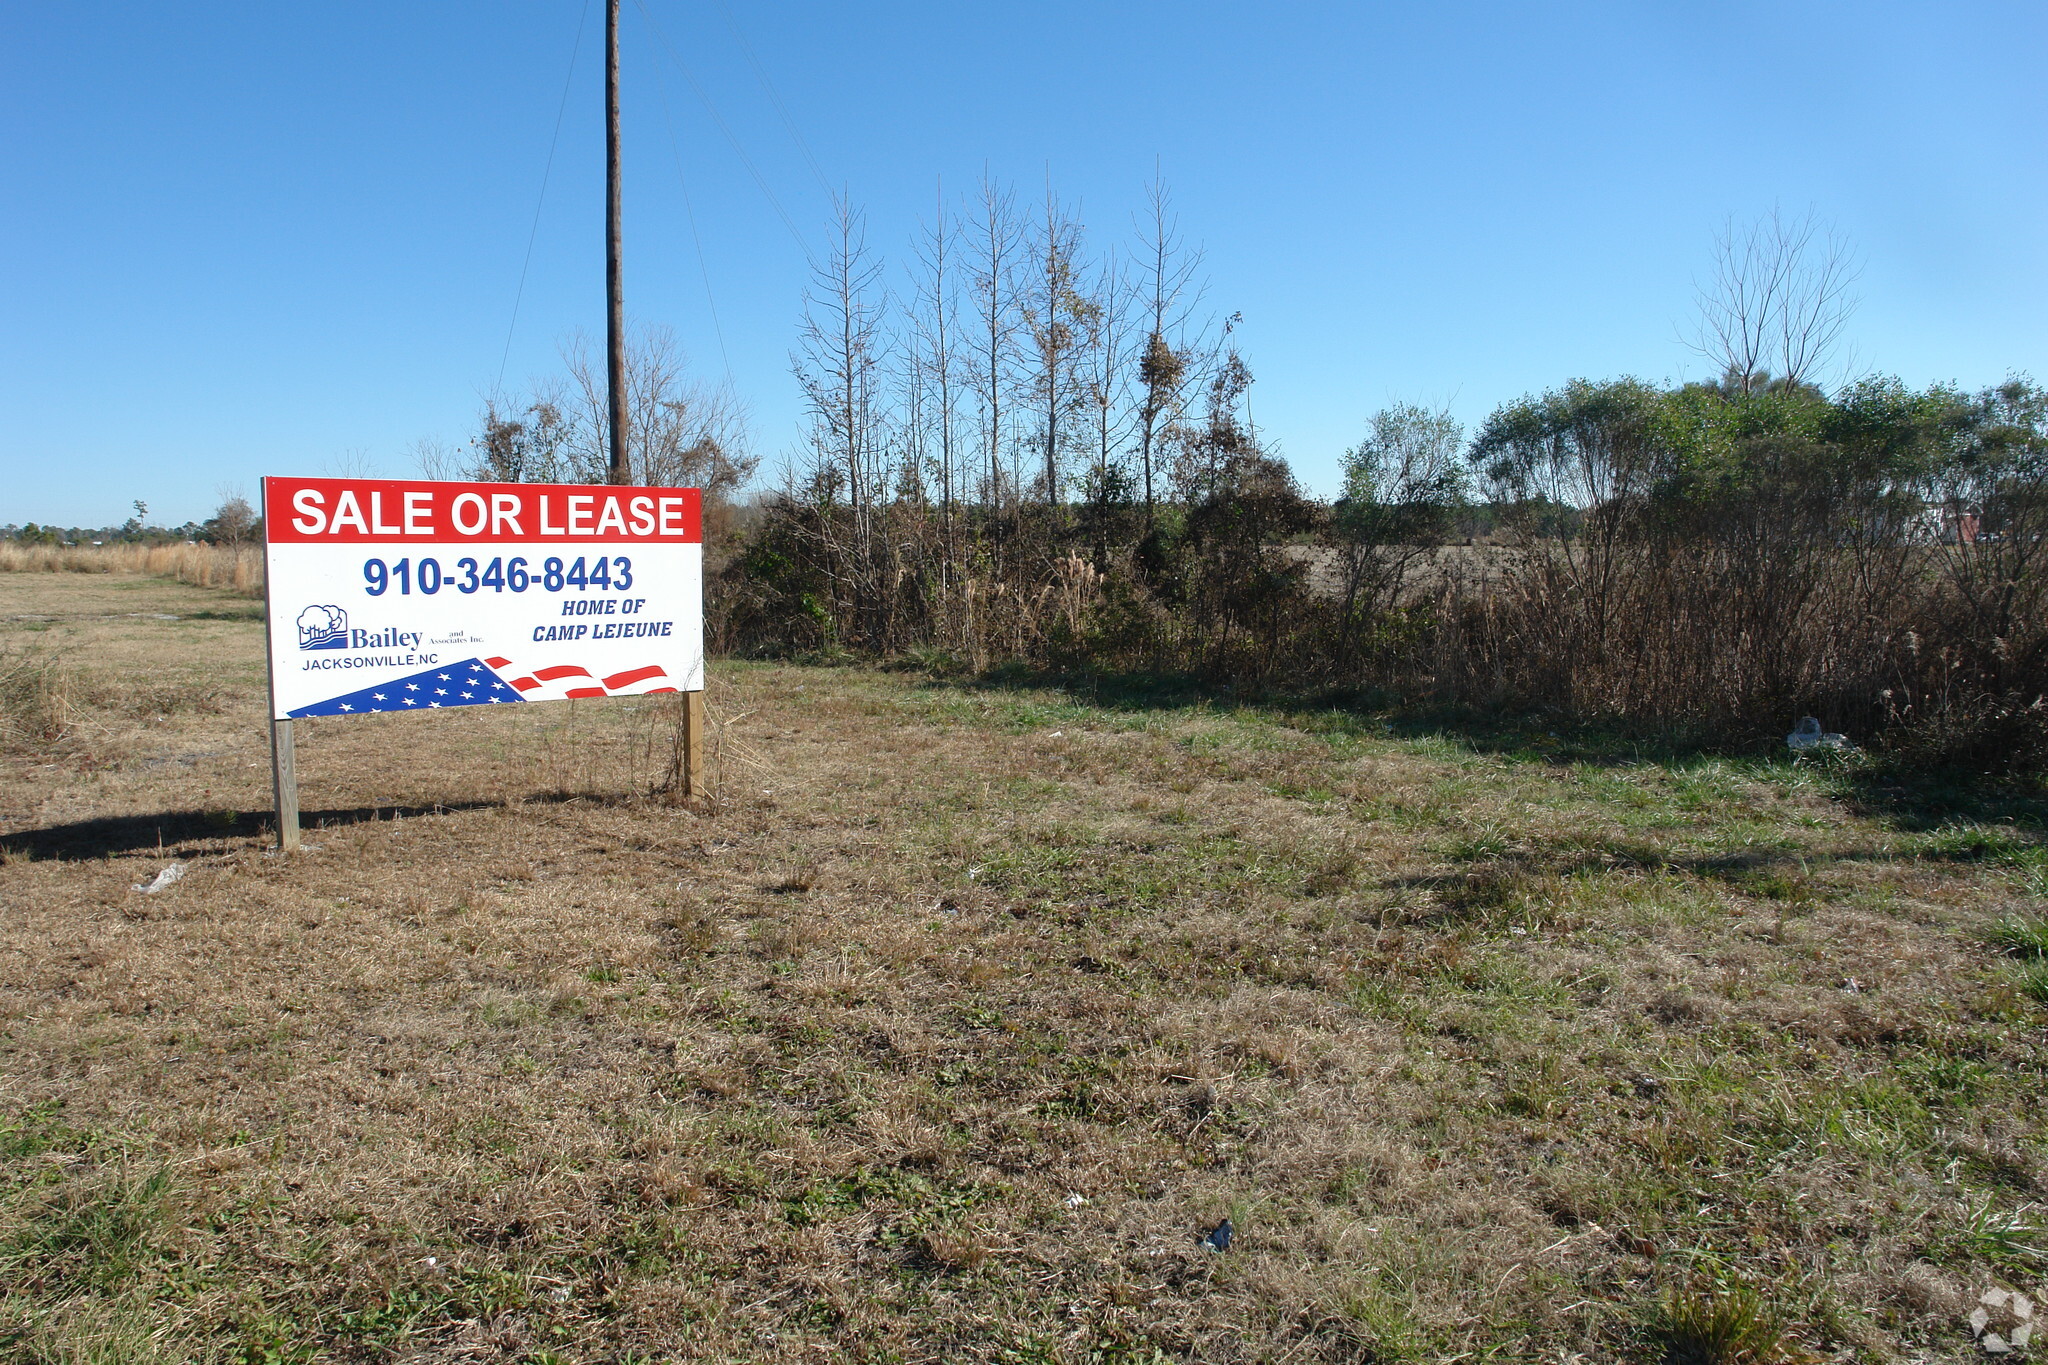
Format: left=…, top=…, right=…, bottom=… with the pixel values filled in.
left=1390, top=846, right=1919, bottom=914
left=935, top=662, right=2048, bottom=831
left=1833, top=763, right=2048, bottom=835
left=0, top=795, right=593, bottom=862
left=936, top=663, right=1756, bottom=764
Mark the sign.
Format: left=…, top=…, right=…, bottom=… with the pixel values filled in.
left=261, top=477, right=702, bottom=721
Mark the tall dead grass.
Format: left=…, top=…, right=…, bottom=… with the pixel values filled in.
left=0, top=645, right=74, bottom=750
left=0, top=543, right=263, bottom=597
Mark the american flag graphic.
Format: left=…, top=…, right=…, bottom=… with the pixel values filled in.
left=287, top=657, right=675, bottom=717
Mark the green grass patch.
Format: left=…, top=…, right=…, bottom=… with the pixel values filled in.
left=1988, top=914, right=2048, bottom=958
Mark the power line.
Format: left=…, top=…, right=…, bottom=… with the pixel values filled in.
left=678, top=170, right=733, bottom=382
left=498, top=0, right=595, bottom=395
left=644, top=19, right=733, bottom=381
left=705, top=0, right=833, bottom=197
left=632, top=0, right=808, bottom=252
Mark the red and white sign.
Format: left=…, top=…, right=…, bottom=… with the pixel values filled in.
left=261, top=477, right=703, bottom=721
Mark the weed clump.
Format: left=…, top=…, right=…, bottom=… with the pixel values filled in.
left=1645, top=1281, right=1806, bottom=1365
left=0, top=645, right=73, bottom=750
left=2017, top=962, right=2048, bottom=1007
left=1989, top=914, right=2048, bottom=958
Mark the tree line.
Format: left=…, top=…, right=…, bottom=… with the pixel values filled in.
left=453, top=188, right=2048, bottom=776
left=6, top=496, right=260, bottom=549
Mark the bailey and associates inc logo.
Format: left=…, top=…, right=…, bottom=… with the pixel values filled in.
left=298, top=605, right=348, bottom=651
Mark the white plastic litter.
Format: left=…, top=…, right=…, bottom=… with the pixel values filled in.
left=1974, top=1287, right=2034, bottom=1354
left=1787, top=716, right=1850, bottom=752
left=133, top=863, right=186, bottom=894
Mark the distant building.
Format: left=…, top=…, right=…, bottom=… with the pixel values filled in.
left=1910, top=506, right=1982, bottom=545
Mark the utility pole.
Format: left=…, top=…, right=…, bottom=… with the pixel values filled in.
left=603, top=2, right=699, bottom=797
left=605, top=0, right=629, bottom=484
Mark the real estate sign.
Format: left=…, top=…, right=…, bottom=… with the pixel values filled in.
left=261, top=476, right=703, bottom=721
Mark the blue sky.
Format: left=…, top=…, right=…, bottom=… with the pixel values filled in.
left=4, top=1, right=2043, bottom=526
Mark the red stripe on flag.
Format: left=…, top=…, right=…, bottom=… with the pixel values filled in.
left=533, top=665, right=594, bottom=682
left=509, top=677, right=540, bottom=692
left=484, top=656, right=511, bottom=668
left=565, top=686, right=607, bottom=698
left=602, top=664, right=668, bottom=690
left=646, top=686, right=677, bottom=694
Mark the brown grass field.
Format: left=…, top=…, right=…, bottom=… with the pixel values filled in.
left=3, top=570, right=2047, bottom=1364
left=0, top=544, right=264, bottom=598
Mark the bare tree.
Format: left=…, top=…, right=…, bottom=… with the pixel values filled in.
left=964, top=175, right=1024, bottom=516
left=203, top=487, right=258, bottom=548
left=909, top=188, right=963, bottom=557
left=1133, top=175, right=1207, bottom=523
left=322, top=449, right=380, bottom=479
left=792, top=194, right=889, bottom=550
left=468, top=327, right=754, bottom=500
left=409, top=437, right=468, bottom=482
left=1018, top=182, right=1098, bottom=507
left=1078, top=245, right=1136, bottom=555
left=565, top=328, right=755, bottom=495
left=1690, top=207, right=1860, bottom=394
left=893, top=320, right=928, bottom=508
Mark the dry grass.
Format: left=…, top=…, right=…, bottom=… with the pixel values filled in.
left=3, top=571, right=2047, bottom=1362
left=0, top=645, right=75, bottom=751
left=0, top=543, right=263, bottom=597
